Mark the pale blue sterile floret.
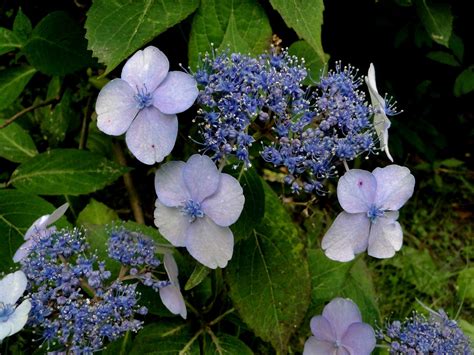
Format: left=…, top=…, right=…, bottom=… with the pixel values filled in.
left=303, top=298, right=376, bottom=355
left=96, top=46, right=199, bottom=165
left=322, top=165, right=415, bottom=262
left=0, top=270, right=31, bottom=343
left=154, top=154, right=245, bottom=269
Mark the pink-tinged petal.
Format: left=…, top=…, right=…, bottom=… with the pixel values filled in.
left=183, top=155, right=220, bottom=202
left=96, top=79, right=138, bottom=135
left=367, top=214, right=403, bottom=259
left=13, top=238, right=35, bottom=263
left=185, top=217, right=233, bottom=269
left=125, top=107, right=178, bottom=165
left=372, top=165, right=415, bottom=211
left=163, top=253, right=179, bottom=284
left=201, top=174, right=244, bottom=227
left=341, top=322, right=376, bottom=355
left=303, top=336, right=337, bottom=355
left=310, top=316, right=336, bottom=342
left=0, top=271, right=27, bottom=305
left=153, top=71, right=199, bottom=114
left=154, top=200, right=189, bottom=247
left=6, top=299, right=31, bottom=336
left=321, top=212, right=370, bottom=262
left=159, top=285, right=187, bottom=319
left=43, top=203, right=68, bottom=227
left=121, top=46, right=169, bottom=92
left=155, top=161, right=190, bottom=207
left=337, top=170, right=377, bottom=213
left=24, top=215, right=49, bottom=240
left=322, top=298, right=362, bottom=341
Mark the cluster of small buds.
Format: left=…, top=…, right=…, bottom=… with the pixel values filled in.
left=377, top=309, right=472, bottom=354
left=193, top=48, right=309, bottom=168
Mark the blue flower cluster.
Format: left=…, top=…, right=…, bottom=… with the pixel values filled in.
left=378, top=310, right=472, bottom=354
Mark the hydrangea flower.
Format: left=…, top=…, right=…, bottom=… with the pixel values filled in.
left=159, top=253, right=186, bottom=319
left=0, top=270, right=31, bottom=342
left=322, top=165, right=415, bottom=262
left=96, top=46, right=199, bottom=165
left=303, top=298, right=376, bottom=355
left=154, top=154, right=245, bottom=268
left=13, top=202, right=68, bottom=263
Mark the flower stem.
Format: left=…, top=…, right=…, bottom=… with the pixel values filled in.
left=0, top=97, right=59, bottom=129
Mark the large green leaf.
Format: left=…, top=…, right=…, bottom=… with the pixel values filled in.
left=0, top=119, right=37, bottom=163
left=226, top=181, right=311, bottom=353
left=0, top=66, right=36, bottom=110
left=454, top=66, right=474, bottom=97
left=203, top=333, right=253, bottom=354
left=9, top=149, right=129, bottom=195
left=415, top=0, right=452, bottom=47
left=85, top=0, right=199, bottom=75
left=12, top=8, right=32, bottom=42
left=188, top=0, right=272, bottom=68
left=269, top=0, right=327, bottom=65
left=0, top=28, right=22, bottom=55
left=23, top=11, right=91, bottom=76
left=288, top=40, right=328, bottom=85
left=77, top=198, right=119, bottom=226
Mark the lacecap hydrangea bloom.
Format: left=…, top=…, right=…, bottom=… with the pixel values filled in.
left=322, top=165, right=415, bottom=262
left=303, top=298, right=376, bottom=355
left=96, top=46, right=199, bottom=164
left=0, top=271, right=31, bottom=342
left=154, top=154, right=245, bottom=268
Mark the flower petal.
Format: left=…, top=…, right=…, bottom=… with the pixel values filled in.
left=337, top=170, right=377, bottom=213
left=6, top=299, right=31, bottom=337
left=159, top=285, right=187, bottom=319
left=155, top=161, right=190, bottom=207
left=0, top=322, right=11, bottom=342
left=125, top=107, right=178, bottom=165
left=163, top=253, right=179, bottom=284
left=201, top=174, right=245, bottom=227
left=367, top=213, right=403, bottom=259
left=321, top=212, right=370, bottom=262
left=322, top=298, right=362, bottom=341
left=310, top=316, right=336, bottom=342
left=0, top=270, right=27, bottom=304
left=96, top=79, right=138, bottom=135
left=13, top=238, right=36, bottom=263
left=121, top=46, right=169, bottom=92
left=183, top=155, right=221, bottom=202
left=341, top=322, right=376, bottom=355
left=153, top=71, right=199, bottom=114
left=372, top=165, right=415, bottom=211
left=303, top=337, right=337, bottom=355
left=24, top=215, right=49, bottom=240
left=43, top=203, right=69, bottom=227
left=185, top=217, right=233, bottom=269
left=154, top=200, right=189, bottom=247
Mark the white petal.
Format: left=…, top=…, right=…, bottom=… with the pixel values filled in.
left=159, top=285, right=187, bottom=319
left=337, top=170, right=376, bottom=213
left=125, top=107, right=178, bottom=165
left=321, top=212, right=370, bottom=262
left=341, top=322, right=376, bottom=355
left=6, top=299, right=31, bottom=337
left=372, top=165, right=415, bottom=211
left=43, top=203, right=69, bottom=227
left=201, top=174, right=245, bottom=227
left=310, top=316, right=336, bottom=342
left=121, top=46, right=169, bottom=92
left=24, top=215, right=49, bottom=240
left=0, top=271, right=27, bottom=305
left=183, top=155, right=221, bottom=203
left=0, top=322, right=12, bottom=342
left=154, top=200, right=189, bottom=247
left=163, top=253, right=179, bottom=284
left=153, top=71, right=199, bottom=114
left=322, top=298, right=362, bottom=341
left=303, top=336, right=337, bottom=355
left=185, top=217, right=234, bottom=269
left=154, top=161, right=190, bottom=207
left=367, top=214, right=403, bottom=259
left=13, top=238, right=35, bottom=263
left=96, top=79, right=138, bottom=135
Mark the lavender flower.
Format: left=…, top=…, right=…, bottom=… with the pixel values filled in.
left=322, top=165, right=415, bottom=262
left=303, top=298, right=376, bottom=355
left=154, top=154, right=245, bottom=268
left=96, top=46, right=198, bottom=165
left=159, top=253, right=186, bottom=319
left=0, top=271, right=31, bottom=342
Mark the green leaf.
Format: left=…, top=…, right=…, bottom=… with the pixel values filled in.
left=426, top=51, right=459, bottom=66
left=13, top=8, right=32, bottom=42
left=415, top=0, right=452, bottom=47
left=77, top=198, right=119, bottom=226
left=269, top=0, right=327, bottom=65
left=0, top=66, right=36, bottom=110
left=203, top=333, right=253, bottom=354
left=454, top=66, right=474, bottom=97
left=459, top=319, right=474, bottom=344
left=0, top=119, right=37, bottom=163
left=449, top=33, right=464, bottom=62
left=457, top=268, right=474, bottom=307
left=0, top=28, right=22, bottom=55
left=185, top=264, right=211, bottom=291
left=9, top=149, right=129, bottom=195
left=85, top=0, right=199, bottom=75
left=288, top=40, right=329, bottom=84
left=439, top=158, right=464, bottom=168
left=188, top=0, right=272, bottom=68
left=23, top=11, right=91, bottom=76
left=226, top=181, right=311, bottom=353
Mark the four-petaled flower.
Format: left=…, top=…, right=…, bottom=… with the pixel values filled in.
left=322, top=165, right=415, bottom=262
left=159, top=253, right=187, bottom=319
left=96, top=46, right=199, bottom=165
left=0, top=271, right=31, bottom=342
left=154, top=154, right=245, bottom=268
left=303, top=298, right=376, bottom=355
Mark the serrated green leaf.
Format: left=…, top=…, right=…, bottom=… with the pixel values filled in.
left=23, top=11, right=91, bottom=76
left=454, top=66, right=474, bottom=97
left=0, top=119, right=37, bottom=163
left=288, top=40, right=329, bottom=85
left=188, top=0, right=272, bottom=69
left=185, top=264, right=211, bottom=291
left=203, top=333, right=253, bottom=355
left=457, top=268, right=474, bottom=307
left=415, top=0, right=452, bottom=47
left=226, top=181, right=311, bottom=353
left=269, top=0, right=327, bottom=65
left=77, top=198, right=119, bottom=226
left=40, top=89, right=76, bottom=145
left=0, top=66, right=36, bottom=110
left=9, top=149, right=129, bottom=195
left=426, top=51, right=459, bottom=67
left=85, top=0, right=199, bottom=75
left=13, top=8, right=32, bottom=42
left=0, top=28, right=22, bottom=55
